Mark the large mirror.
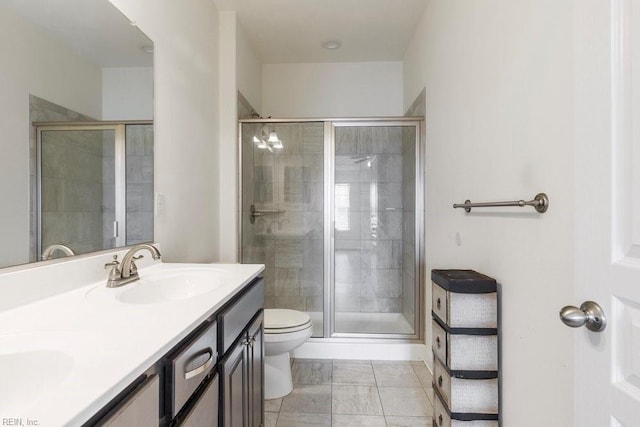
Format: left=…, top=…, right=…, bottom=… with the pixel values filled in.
left=0, top=0, right=154, bottom=269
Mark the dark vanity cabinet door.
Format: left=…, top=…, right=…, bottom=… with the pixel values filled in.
left=221, top=311, right=264, bottom=427
left=222, top=335, right=249, bottom=427
left=247, top=314, right=264, bottom=427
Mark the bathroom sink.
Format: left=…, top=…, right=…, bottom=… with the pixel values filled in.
left=0, top=350, right=74, bottom=412
left=115, top=268, right=226, bottom=304
left=0, top=333, right=78, bottom=413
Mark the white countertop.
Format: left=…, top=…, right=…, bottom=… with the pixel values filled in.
left=0, top=262, right=264, bottom=426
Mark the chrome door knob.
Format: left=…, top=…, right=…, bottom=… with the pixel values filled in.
left=559, top=301, right=606, bottom=332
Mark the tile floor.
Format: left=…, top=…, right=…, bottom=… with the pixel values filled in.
left=265, top=359, right=434, bottom=427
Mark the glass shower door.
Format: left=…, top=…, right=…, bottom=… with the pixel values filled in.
left=332, top=123, right=419, bottom=336
left=38, top=127, right=122, bottom=259
left=241, top=122, right=325, bottom=337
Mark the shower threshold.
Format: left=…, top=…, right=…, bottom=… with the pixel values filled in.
left=308, top=311, right=414, bottom=337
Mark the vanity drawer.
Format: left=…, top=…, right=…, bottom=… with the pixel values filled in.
left=434, top=357, right=498, bottom=415
left=433, top=392, right=499, bottom=427
left=218, top=278, right=264, bottom=354
left=170, top=320, right=217, bottom=418
left=432, top=320, right=498, bottom=371
left=432, top=282, right=497, bottom=329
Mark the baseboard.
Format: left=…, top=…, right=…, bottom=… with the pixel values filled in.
left=292, top=340, right=429, bottom=364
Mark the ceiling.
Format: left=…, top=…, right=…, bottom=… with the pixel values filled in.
left=1, top=0, right=153, bottom=67
left=213, top=0, right=428, bottom=63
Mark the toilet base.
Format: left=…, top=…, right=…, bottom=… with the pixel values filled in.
left=264, top=352, right=293, bottom=399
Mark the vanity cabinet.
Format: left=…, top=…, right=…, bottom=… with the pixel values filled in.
left=86, top=277, right=264, bottom=427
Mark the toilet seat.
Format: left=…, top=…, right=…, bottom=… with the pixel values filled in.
left=264, top=309, right=312, bottom=334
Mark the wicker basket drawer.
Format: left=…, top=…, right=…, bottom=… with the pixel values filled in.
left=432, top=320, right=498, bottom=371
left=433, top=357, right=498, bottom=415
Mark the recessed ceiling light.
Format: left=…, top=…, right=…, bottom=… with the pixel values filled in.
left=321, top=40, right=342, bottom=50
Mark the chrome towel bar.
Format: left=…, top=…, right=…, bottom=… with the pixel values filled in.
left=453, top=193, right=549, bottom=213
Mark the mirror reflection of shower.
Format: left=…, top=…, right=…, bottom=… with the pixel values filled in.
left=351, top=155, right=376, bottom=167
left=35, top=122, right=154, bottom=261
left=253, top=124, right=283, bottom=152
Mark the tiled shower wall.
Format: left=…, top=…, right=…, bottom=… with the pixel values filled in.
left=334, top=127, right=406, bottom=316
left=101, top=125, right=154, bottom=249
left=241, top=122, right=325, bottom=319
left=125, top=125, right=154, bottom=245
left=40, top=130, right=109, bottom=255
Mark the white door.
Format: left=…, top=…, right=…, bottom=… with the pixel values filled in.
left=574, top=0, right=640, bottom=425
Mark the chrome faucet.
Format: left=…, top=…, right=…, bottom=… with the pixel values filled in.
left=42, top=244, right=75, bottom=260
left=104, top=243, right=161, bottom=288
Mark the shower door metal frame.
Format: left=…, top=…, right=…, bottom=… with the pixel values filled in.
left=238, top=118, right=425, bottom=342
left=327, top=119, right=424, bottom=341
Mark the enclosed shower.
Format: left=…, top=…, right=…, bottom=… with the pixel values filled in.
left=240, top=118, right=423, bottom=340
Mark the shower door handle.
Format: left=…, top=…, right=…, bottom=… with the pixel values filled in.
left=249, top=204, right=285, bottom=224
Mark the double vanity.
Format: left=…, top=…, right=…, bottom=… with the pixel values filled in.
left=0, top=246, right=264, bottom=426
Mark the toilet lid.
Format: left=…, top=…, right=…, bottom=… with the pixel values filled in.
left=264, top=309, right=312, bottom=332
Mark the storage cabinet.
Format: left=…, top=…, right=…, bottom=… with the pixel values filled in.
left=431, top=270, right=499, bottom=427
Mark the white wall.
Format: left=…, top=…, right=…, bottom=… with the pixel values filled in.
left=262, top=62, right=403, bottom=118
left=217, top=11, right=239, bottom=263
left=403, top=1, right=574, bottom=425
left=217, top=15, right=263, bottom=263
left=109, top=0, right=221, bottom=262
left=102, top=67, right=153, bottom=120
left=0, top=5, right=102, bottom=268
left=236, top=23, right=262, bottom=113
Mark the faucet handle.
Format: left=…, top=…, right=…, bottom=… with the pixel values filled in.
left=129, top=255, right=144, bottom=275
left=104, top=255, right=120, bottom=269
left=104, top=255, right=121, bottom=282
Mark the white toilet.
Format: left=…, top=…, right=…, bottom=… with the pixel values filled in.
left=263, top=308, right=313, bottom=399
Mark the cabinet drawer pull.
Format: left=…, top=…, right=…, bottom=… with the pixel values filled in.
left=184, top=349, right=214, bottom=380
left=437, top=297, right=441, bottom=310
left=436, top=336, right=441, bottom=348
left=438, top=414, right=443, bottom=426
left=438, top=375, right=443, bottom=387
